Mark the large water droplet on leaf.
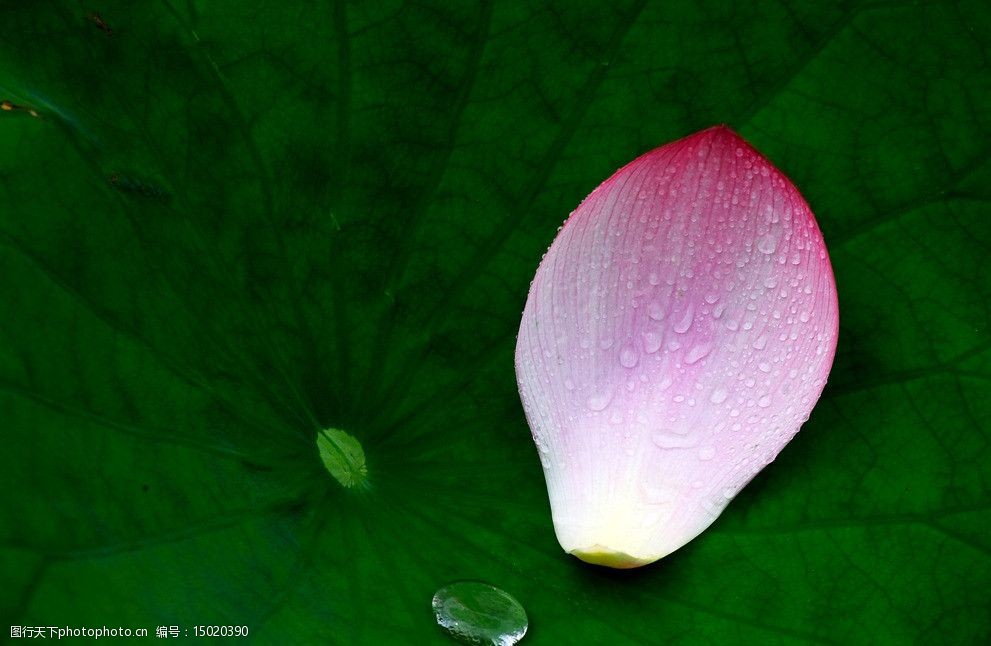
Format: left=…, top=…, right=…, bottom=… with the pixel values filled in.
left=432, top=581, right=528, bottom=645
left=316, top=427, right=368, bottom=489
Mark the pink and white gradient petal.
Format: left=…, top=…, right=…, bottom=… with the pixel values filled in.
left=515, top=126, right=838, bottom=568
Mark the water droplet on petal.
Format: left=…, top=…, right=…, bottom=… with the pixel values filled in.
left=673, top=304, right=695, bottom=333
left=709, top=387, right=728, bottom=404
left=757, top=394, right=772, bottom=408
left=684, top=343, right=712, bottom=365
left=587, top=392, right=612, bottom=411
left=643, top=331, right=663, bottom=354
left=757, top=234, right=777, bottom=255
left=620, top=346, right=639, bottom=368
left=652, top=433, right=695, bottom=449
left=432, top=581, right=528, bottom=646
left=698, top=446, right=716, bottom=461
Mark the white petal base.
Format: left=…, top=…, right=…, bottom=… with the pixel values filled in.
left=569, top=546, right=658, bottom=569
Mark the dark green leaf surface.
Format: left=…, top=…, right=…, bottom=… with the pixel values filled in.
left=2, top=1, right=989, bottom=643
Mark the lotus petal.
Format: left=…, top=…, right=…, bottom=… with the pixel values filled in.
left=515, top=126, right=838, bottom=568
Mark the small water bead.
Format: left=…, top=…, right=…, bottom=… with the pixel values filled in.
left=652, top=433, right=695, bottom=449
left=643, top=331, right=663, bottom=354
left=684, top=343, right=712, bottom=365
left=709, top=387, right=728, bottom=404
left=757, top=394, right=772, bottom=408
left=586, top=392, right=612, bottom=411
left=620, top=346, right=639, bottom=368
left=432, top=581, right=528, bottom=646
left=757, top=234, right=777, bottom=255
left=673, top=304, right=695, bottom=333
left=698, top=446, right=716, bottom=461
